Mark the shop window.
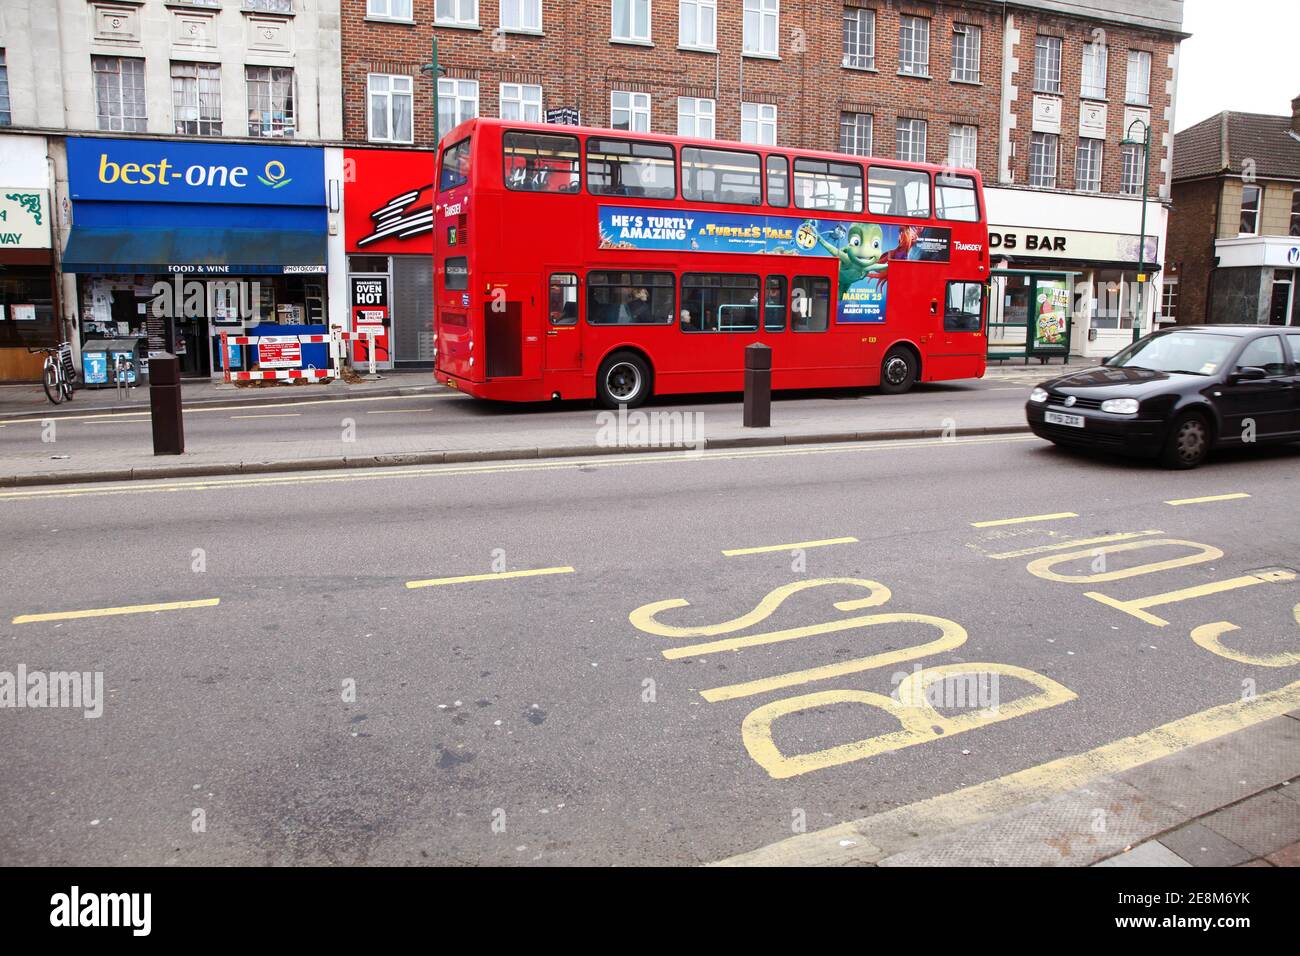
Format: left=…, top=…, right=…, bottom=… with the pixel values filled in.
left=0, top=266, right=57, bottom=348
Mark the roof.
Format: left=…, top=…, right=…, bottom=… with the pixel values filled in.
left=1174, top=108, right=1300, bottom=181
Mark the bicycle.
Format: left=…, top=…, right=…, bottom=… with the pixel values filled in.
left=29, top=342, right=76, bottom=405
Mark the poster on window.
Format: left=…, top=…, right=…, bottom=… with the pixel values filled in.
left=597, top=205, right=950, bottom=324
left=1033, top=281, right=1071, bottom=350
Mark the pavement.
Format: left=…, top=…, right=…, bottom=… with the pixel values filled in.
left=0, top=363, right=1063, bottom=486
left=1, top=427, right=1297, bottom=865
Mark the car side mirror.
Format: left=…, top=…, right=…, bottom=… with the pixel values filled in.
left=1228, top=366, right=1267, bottom=383
left=1100, top=354, right=1114, bottom=366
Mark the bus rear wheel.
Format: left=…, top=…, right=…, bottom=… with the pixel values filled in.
left=879, top=346, right=917, bottom=395
left=596, top=352, right=651, bottom=409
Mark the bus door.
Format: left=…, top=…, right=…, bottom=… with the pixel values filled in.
left=483, top=274, right=543, bottom=381
left=933, top=279, right=987, bottom=379
left=544, top=271, right=582, bottom=373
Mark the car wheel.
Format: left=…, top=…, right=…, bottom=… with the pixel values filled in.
left=596, top=352, right=650, bottom=409
left=879, top=346, right=917, bottom=395
left=1160, top=413, right=1210, bottom=469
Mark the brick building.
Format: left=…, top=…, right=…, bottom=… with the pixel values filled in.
left=1167, top=96, right=1300, bottom=326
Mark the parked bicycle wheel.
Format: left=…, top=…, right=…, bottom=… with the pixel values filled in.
left=42, top=361, right=64, bottom=405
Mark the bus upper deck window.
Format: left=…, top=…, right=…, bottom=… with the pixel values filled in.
left=766, top=156, right=789, bottom=207
left=936, top=173, right=980, bottom=222
left=681, top=147, right=762, bottom=205
left=440, top=138, right=471, bottom=192
left=586, top=138, right=676, bottom=200
left=503, top=131, right=581, bottom=193
left=868, top=166, right=931, bottom=218
left=793, top=158, right=863, bottom=213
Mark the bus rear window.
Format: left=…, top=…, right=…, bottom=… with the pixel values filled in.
left=868, top=166, right=931, bottom=218
left=503, top=131, right=581, bottom=193
left=936, top=173, right=980, bottom=222
left=681, top=147, right=762, bottom=205
left=793, top=158, right=863, bottom=213
left=440, top=138, right=471, bottom=192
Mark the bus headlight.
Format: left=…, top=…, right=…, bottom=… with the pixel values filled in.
left=1029, top=387, right=1049, bottom=403
left=1101, top=398, right=1139, bottom=415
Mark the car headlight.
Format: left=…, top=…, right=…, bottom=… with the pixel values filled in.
left=1029, top=387, right=1049, bottom=403
left=1101, top=398, right=1140, bottom=414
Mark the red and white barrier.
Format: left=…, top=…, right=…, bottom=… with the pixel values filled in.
left=226, top=368, right=334, bottom=382
left=219, top=328, right=383, bottom=383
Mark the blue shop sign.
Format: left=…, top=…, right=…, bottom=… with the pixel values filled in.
left=67, top=138, right=325, bottom=207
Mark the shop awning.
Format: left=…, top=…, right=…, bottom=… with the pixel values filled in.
left=61, top=202, right=327, bottom=275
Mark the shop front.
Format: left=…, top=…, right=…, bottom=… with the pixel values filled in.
left=61, top=138, right=327, bottom=378
left=0, top=133, right=60, bottom=382
left=985, top=188, right=1169, bottom=360
left=343, top=148, right=437, bottom=369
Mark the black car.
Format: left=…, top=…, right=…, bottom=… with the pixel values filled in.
left=1025, top=325, right=1300, bottom=469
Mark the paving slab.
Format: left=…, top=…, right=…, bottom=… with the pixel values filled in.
left=1199, top=792, right=1300, bottom=857
left=1158, top=821, right=1254, bottom=867
left=1094, top=842, right=1192, bottom=867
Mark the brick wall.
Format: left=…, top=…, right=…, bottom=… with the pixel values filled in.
left=1004, top=8, right=1175, bottom=200
left=1167, top=177, right=1219, bottom=324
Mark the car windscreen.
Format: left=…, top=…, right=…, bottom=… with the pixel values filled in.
left=1108, top=332, right=1239, bottom=376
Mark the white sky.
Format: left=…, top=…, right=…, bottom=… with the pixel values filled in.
left=1175, top=0, right=1300, bottom=130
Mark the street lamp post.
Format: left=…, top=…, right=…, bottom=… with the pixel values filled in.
left=420, top=38, right=448, bottom=147
left=1121, top=119, right=1152, bottom=344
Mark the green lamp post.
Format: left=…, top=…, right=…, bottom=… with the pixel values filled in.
left=1121, top=118, right=1152, bottom=343
left=420, top=38, right=448, bottom=146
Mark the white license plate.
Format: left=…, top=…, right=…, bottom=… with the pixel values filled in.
left=1045, top=409, right=1085, bottom=428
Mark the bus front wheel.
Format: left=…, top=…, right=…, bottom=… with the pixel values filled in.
left=596, top=352, right=651, bottom=409
left=879, top=346, right=917, bottom=395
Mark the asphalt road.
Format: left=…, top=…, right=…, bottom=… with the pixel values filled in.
left=1, top=431, right=1297, bottom=865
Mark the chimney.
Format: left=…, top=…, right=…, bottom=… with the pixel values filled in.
left=1293, top=94, right=1300, bottom=136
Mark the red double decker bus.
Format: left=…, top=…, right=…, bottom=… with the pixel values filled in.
left=434, top=118, right=990, bottom=408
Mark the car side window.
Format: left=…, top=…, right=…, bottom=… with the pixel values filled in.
left=1236, top=335, right=1287, bottom=376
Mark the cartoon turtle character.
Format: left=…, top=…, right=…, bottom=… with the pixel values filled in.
left=804, top=221, right=889, bottom=298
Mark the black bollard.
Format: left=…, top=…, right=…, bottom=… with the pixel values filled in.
left=743, top=342, right=771, bottom=428
left=149, top=354, right=185, bottom=455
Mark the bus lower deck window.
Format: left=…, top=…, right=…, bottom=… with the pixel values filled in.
left=586, top=271, right=675, bottom=325
left=680, top=274, right=760, bottom=332
left=764, top=276, right=788, bottom=331
left=792, top=276, right=830, bottom=332
left=549, top=273, right=579, bottom=325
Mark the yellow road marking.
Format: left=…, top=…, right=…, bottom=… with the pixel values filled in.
left=12, top=597, right=220, bottom=624
left=971, top=511, right=1078, bottom=528
left=406, top=566, right=574, bottom=589
left=985, top=530, right=1162, bottom=560
left=230, top=413, right=302, bottom=420
left=715, top=678, right=1300, bottom=865
left=1086, top=569, right=1297, bottom=627
left=1166, top=492, right=1251, bottom=506
left=722, top=536, right=858, bottom=556
left=0, top=433, right=1040, bottom=502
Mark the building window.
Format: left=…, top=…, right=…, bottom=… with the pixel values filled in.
left=1120, top=143, right=1143, bottom=195
left=368, top=74, right=413, bottom=143
left=741, top=102, right=777, bottom=144
left=1028, top=132, right=1058, bottom=188
left=1291, top=189, right=1300, bottom=238
left=1093, top=271, right=1136, bottom=330
left=243, top=0, right=292, bottom=11
left=500, top=0, right=542, bottom=32
left=1075, top=138, right=1103, bottom=192
left=680, top=0, right=717, bottom=49
left=611, top=90, right=651, bottom=132
left=435, top=0, right=477, bottom=25
left=1125, top=50, right=1151, bottom=106
left=171, top=62, right=222, bottom=136
left=368, top=0, right=413, bottom=21
left=842, top=7, right=875, bottom=70
left=1239, top=184, right=1262, bottom=236
left=93, top=56, right=147, bottom=132
left=839, top=112, right=872, bottom=156
left=438, top=78, right=479, bottom=135
left=612, top=0, right=651, bottom=43
left=1160, top=278, right=1178, bottom=323
left=951, top=24, right=980, bottom=83
left=948, top=124, right=977, bottom=169
left=896, top=117, right=927, bottom=163
left=1034, top=36, right=1062, bottom=94
left=898, top=15, right=930, bottom=77
left=743, top=0, right=779, bottom=57
left=246, top=66, right=295, bottom=137
left=500, top=82, right=542, bottom=122
left=1081, top=41, right=1107, bottom=100
left=677, top=96, right=715, bottom=138
left=0, top=51, right=10, bottom=126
